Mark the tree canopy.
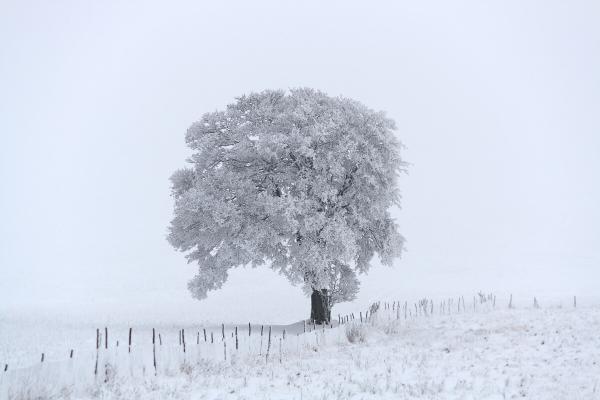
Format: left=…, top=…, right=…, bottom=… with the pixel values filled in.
left=168, top=88, right=404, bottom=305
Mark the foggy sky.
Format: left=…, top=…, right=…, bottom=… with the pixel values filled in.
left=1, top=0, right=599, bottom=324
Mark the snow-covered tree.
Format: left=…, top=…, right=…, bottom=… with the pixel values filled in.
left=168, top=89, right=405, bottom=323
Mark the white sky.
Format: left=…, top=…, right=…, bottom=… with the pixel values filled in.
left=1, top=0, right=599, bottom=324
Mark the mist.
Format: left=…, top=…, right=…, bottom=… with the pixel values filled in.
left=1, top=0, right=599, bottom=325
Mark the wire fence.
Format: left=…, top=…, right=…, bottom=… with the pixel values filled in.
left=0, top=294, right=578, bottom=398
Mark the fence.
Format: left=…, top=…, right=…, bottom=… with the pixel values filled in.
left=0, top=294, right=577, bottom=398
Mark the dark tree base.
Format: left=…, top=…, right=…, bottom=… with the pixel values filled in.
left=311, top=289, right=331, bottom=324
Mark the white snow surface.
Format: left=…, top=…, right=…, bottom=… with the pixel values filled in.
left=2, top=300, right=600, bottom=399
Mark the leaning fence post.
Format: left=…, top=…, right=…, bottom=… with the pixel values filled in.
left=3, top=364, right=7, bottom=372
left=69, top=349, right=74, bottom=359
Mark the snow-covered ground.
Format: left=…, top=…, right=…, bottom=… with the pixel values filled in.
left=2, top=298, right=599, bottom=399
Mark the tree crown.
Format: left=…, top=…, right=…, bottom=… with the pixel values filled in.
left=168, top=88, right=404, bottom=302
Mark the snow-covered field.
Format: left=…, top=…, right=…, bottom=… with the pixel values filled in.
left=2, top=300, right=600, bottom=399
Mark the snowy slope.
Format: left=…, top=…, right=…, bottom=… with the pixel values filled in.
left=2, top=302, right=599, bottom=399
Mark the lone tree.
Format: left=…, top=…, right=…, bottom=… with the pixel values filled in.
left=168, top=89, right=404, bottom=324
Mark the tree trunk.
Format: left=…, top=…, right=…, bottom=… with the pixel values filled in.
left=310, top=289, right=331, bottom=324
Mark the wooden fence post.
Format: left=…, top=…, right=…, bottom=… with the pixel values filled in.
left=260, top=325, right=264, bottom=355
left=94, top=328, right=99, bottom=376
left=128, top=328, right=132, bottom=353
left=152, top=328, right=157, bottom=374
left=266, top=326, right=272, bottom=362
